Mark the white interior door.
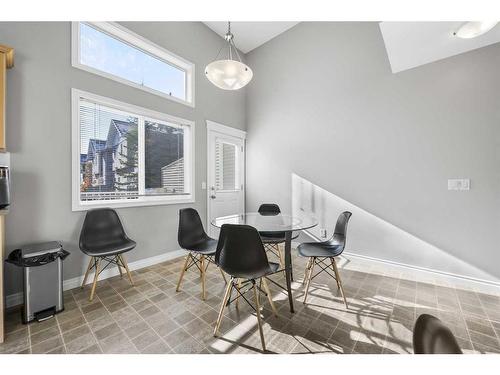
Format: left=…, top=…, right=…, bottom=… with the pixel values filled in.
left=207, top=121, right=246, bottom=238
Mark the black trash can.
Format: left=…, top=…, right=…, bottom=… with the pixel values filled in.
left=6, top=241, right=69, bottom=323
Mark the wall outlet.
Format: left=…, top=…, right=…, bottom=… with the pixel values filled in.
left=448, top=178, right=470, bottom=191
left=320, top=228, right=327, bottom=238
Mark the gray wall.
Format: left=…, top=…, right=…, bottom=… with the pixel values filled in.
left=0, top=22, right=246, bottom=295
left=246, top=22, right=500, bottom=282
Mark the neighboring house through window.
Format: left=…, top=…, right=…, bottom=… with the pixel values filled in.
left=72, top=89, right=194, bottom=210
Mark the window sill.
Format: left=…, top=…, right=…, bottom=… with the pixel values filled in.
left=72, top=196, right=195, bottom=211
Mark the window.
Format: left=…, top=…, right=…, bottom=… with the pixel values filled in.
left=72, top=89, right=194, bottom=210
left=215, top=141, right=240, bottom=191
left=72, top=22, right=195, bottom=106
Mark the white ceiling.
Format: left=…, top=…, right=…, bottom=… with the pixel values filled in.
left=203, top=22, right=299, bottom=54
left=379, top=22, right=500, bottom=73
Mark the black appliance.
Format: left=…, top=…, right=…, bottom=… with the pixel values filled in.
left=0, top=166, right=9, bottom=209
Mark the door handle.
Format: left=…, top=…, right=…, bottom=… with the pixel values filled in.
left=210, top=195, right=216, bottom=199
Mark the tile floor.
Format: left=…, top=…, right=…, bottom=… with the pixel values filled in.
left=1, top=250, right=500, bottom=354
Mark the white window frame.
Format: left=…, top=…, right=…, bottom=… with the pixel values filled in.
left=71, top=22, right=195, bottom=107
left=72, top=88, right=195, bottom=211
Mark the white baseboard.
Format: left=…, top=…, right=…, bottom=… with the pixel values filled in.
left=342, top=251, right=500, bottom=290
left=291, top=240, right=500, bottom=294
left=5, top=249, right=186, bottom=309
left=8, top=241, right=500, bottom=309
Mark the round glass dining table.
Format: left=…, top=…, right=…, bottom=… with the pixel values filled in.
left=211, top=212, right=318, bottom=313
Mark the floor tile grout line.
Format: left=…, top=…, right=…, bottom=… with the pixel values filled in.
left=54, top=313, right=68, bottom=354
left=152, top=263, right=231, bottom=352
left=73, top=289, right=108, bottom=354
left=107, top=275, right=175, bottom=353
left=453, top=285, right=476, bottom=352
left=27, top=315, right=32, bottom=354
left=99, top=278, right=153, bottom=353
left=111, top=264, right=216, bottom=351
left=381, top=272, right=415, bottom=353
left=475, top=293, right=500, bottom=344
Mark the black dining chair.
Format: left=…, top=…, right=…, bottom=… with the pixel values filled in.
left=413, top=314, right=463, bottom=354
left=257, top=203, right=297, bottom=268
left=214, top=224, right=279, bottom=352
left=298, top=211, right=352, bottom=308
left=79, top=208, right=136, bottom=301
left=176, top=208, right=227, bottom=300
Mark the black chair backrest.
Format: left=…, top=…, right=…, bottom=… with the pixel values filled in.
left=258, top=204, right=281, bottom=216
left=326, top=211, right=352, bottom=252
left=215, top=224, right=270, bottom=278
left=413, top=314, right=463, bottom=354
left=79, top=208, right=128, bottom=251
left=334, top=211, right=352, bottom=236
left=178, top=208, right=208, bottom=249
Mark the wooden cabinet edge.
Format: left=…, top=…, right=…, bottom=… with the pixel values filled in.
left=0, top=43, right=11, bottom=343
left=0, top=45, right=14, bottom=69
left=0, top=45, right=13, bottom=154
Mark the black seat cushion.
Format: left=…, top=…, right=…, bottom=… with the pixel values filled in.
left=185, top=237, right=217, bottom=255
left=297, top=240, right=343, bottom=258
left=81, top=239, right=136, bottom=257
left=232, top=261, right=280, bottom=280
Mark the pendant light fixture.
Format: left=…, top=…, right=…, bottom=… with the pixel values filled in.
left=205, top=22, right=253, bottom=90
left=454, top=21, right=498, bottom=39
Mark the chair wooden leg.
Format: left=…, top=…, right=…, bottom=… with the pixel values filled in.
left=176, top=253, right=191, bottom=292
left=81, top=257, right=94, bottom=288
left=89, top=258, right=101, bottom=301
left=219, top=267, right=227, bottom=284
left=200, top=255, right=206, bottom=300
left=277, top=244, right=285, bottom=269
left=120, top=254, right=134, bottom=286
left=253, top=281, right=266, bottom=352
left=331, top=257, right=348, bottom=309
left=235, top=279, right=242, bottom=309
left=116, top=256, right=123, bottom=278
left=303, top=257, right=315, bottom=304
left=302, top=258, right=313, bottom=285
left=214, top=278, right=233, bottom=337
left=261, top=277, right=278, bottom=317
left=258, top=279, right=262, bottom=306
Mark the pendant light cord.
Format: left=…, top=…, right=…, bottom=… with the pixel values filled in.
left=211, top=21, right=243, bottom=63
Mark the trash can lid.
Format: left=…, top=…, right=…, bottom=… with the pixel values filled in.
left=21, top=241, right=63, bottom=258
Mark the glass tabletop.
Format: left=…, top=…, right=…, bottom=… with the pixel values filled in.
left=211, top=212, right=318, bottom=233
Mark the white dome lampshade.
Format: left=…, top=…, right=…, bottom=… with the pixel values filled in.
left=454, top=21, right=498, bottom=39
left=205, top=59, right=253, bottom=90
left=205, top=22, right=253, bottom=90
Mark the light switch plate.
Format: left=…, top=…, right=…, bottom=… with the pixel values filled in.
left=448, top=179, right=470, bottom=191
left=201, top=182, right=207, bottom=190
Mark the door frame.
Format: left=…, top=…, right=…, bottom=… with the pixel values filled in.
left=206, top=120, right=246, bottom=234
